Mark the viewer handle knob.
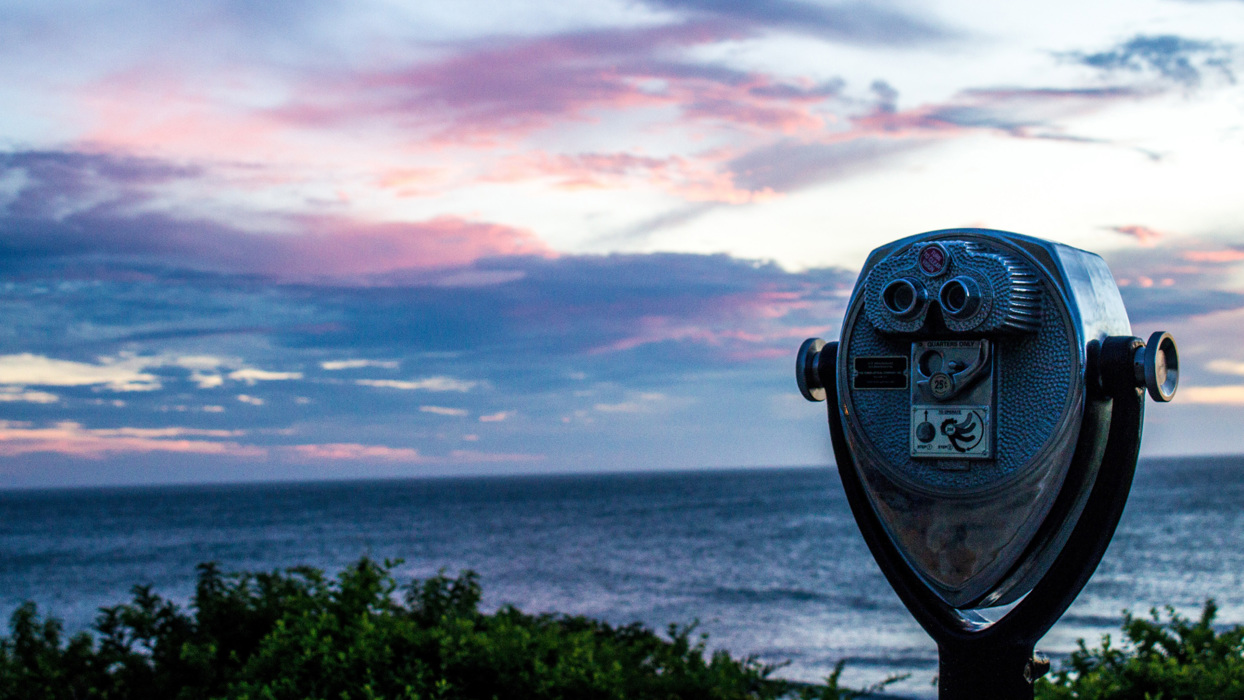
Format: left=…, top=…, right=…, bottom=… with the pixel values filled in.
left=797, top=338, right=827, bottom=402
left=1092, top=332, right=1178, bottom=401
left=1140, top=331, right=1178, bottom=402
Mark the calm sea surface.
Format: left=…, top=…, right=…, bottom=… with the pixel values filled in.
left=2, top=457, right=1243, bottom=698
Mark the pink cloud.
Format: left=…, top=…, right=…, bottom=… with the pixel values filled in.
left=582, top=281, right=844, bottom=359
left=1184, top=249, right=1244, bottom=263
left=486, top=150, right=779, bottom=204
left=445, top=449, right=545, bottom=464
left=68, top=24, right=845, bottom=217
left=280, top=215, right=555, bottom=277
left=4, top=150, right=557, bottom=279
left=274, top=22, right=839, bottom=146
left=66, top=22, right=1147, bottom=217
left=0, top=422, right=545, bottom=465
left=62, top=20, right=1161, bottom=223
left=588, top=318, right=812, bottom=358
left=375, top=167, right=449, bottom=198
left=1178, top=385, right=1244, bottom=405
left=588, top=318, right=740, bottom=354
left=79, top=67, right=293, bottom=163
left=31, top=208, right=554, bottom=281
left=0, top=421, right=266, bottom=459
left=1107, top=224, right=1165, bottom=246
left=285, top=443, right=543, bottom=464
left=287, top=443, right=426, bottom=462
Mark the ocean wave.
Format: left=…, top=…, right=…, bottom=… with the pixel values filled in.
left=705, top=585, right=888, bottom=611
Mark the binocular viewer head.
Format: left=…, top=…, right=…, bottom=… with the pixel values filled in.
left=797, top=228, right=1177, bottom=611
left=867, top=240, right=1041, bottom=336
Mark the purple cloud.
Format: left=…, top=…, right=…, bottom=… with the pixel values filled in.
left=640, top=0, right=956, bottom=45
left=1102, top=236, right=1244, bottom=322
left=273, top=20, right=850, bottom=144
left=0, top=150, right=202, bottom=220
left=0, top=150, right=553, bottom=279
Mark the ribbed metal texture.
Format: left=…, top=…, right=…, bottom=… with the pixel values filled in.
left=863, top=240, right=1043, bottom=335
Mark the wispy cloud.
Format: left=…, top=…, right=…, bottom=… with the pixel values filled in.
left=593, top=391, right=668, bottom=414
left=0, top=150, right=554, bottom=280
left=0, top=354, right=160, bottom=392
left=1207, top=359, right=1244, bottom=376
left=0, top=352, right=312, bottom=395
left=0, top=387, right=60, bottom=404
left=420, top=405, right=468, bottom=417
left=1065, top=34, right=1235, bottom=87
left=286, top=442, right=425, bottom=462
left=486, top=150, right=780, bottom=204
left=321, top=359, right=400, bottom=370
left=639, top=0, right=955, bottom=45
left=264, top=253, right=856, bottom=375
left=1103, top=237, right=1244, bottom=322
left=284, top=442, right=544, bottom=464
left=0, top=421, right=264, bottom=459
left=357, top=378, right=478, bottom=392
left=0, top=419, right=543, bottom=465
left=444, top=449, right=545, bottom=464
left=1183, top=248, right=1244, bottom=263
left=273, top=21, right=849, bottom=145
left=1178, top=385, right=1244, bottom=405
left=1106, top=224, right=1165, bottom=246
left=228, top=368, right=303, bottom=384
left=726, top=136, right=926, bottom=193
left=853, top=86, right=1137, bottom=139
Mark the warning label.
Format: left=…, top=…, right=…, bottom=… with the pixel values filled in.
left=910, top=405, right=991, bottom=459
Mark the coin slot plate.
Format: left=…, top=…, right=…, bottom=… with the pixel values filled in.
left=910, top=339, right=995, bottom=461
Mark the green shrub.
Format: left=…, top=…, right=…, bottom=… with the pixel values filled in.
left=1037, top=600, right=1244, bottom=699
left=0, top=558, right=873, bottom=700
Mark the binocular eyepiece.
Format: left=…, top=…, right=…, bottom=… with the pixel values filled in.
left=880, top=278, right=922, bottom=317
left=880, top=276, right=984, bottom=322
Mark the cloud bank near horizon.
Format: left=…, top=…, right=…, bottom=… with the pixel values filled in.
left=2, top=0, right=1244, bottom=484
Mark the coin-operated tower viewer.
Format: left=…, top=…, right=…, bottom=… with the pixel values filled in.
left=795, top=229, right=1178, bottom=700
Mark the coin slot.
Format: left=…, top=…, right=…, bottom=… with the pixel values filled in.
left=919, top=350, right=943, bottom=376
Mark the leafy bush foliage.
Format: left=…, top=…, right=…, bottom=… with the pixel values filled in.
left=1037, top=600, right=1244, bottom=699
left=0, top=559, right=870, bottom=700
left=12, top=558, right=1244, bottom=699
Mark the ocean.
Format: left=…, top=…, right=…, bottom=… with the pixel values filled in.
left=2, top=457, right=1243, bottom=698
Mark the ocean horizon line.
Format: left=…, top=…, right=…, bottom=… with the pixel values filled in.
left=3, top=452, right=1242, bottom=495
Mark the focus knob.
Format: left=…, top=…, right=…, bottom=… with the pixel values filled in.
left=1141, top=331, right=1178, bottom=402
left=797, top=338, right=827, bottom=402
left=1098, top=331, right=1178, bottom=402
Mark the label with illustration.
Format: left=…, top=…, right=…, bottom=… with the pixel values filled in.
left=910, top=405, right=992, bottom=458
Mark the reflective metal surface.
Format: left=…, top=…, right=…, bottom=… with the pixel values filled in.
left=796, top=337, right=827, bottom=402
left=1142, top=331, right=1179, bottom=402
left=834, top=229, right=1131, bottom=608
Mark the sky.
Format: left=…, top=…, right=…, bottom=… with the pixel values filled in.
left=2, top=0, right=1244, bottom=488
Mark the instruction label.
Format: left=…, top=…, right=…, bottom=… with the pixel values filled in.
left=910, top=405, right=991, bottom=459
